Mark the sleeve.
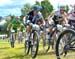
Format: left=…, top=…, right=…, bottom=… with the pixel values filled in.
left=26, top=15, right=29, bottom=20
left=52, top=15, right=57, bottom=21
left=68, top=9, right=73, bottom=14
left=52, top=11, right=58, bottom=20
left=38, top=12, right=44, bottom=23
left=38, top=12, right=44, bottom=20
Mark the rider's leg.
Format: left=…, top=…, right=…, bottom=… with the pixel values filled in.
left=25, top=25, right=31, bottom=41
left=18, top=32, right=22, bottom=44
left=15, top=33, right=17, bottom=40
left=41, top=31, right=46, bottom=47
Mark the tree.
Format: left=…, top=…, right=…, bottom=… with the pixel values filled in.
left=21, top=0, right=54, bottom=18
left=65, top=5, right=69, bottom=13
left=35, top=1, right=40, bottom=6
left=21, top=3, right=33, bottom=16
left=2, top=23, right=8, bottom=34
left=0, top=16, right=2, bottom=22
left=41, top=0, right=53, bottom=18
left=0, top=25, right=2, bottom=34
left=1, top=15, right=14, bottom=34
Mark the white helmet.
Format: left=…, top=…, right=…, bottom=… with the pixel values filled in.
left=59, top=6, right=65, bottom=10
left=73, top=4, right=75, bottom=7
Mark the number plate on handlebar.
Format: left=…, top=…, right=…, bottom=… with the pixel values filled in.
left=11, top=30, right=15, bottom=33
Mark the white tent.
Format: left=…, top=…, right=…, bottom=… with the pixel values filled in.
left=0, top=20, right=6, bottom=26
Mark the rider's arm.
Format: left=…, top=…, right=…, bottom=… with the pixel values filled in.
left=64, top=17, right=68, bottom=24
left=52, top=11, right=58, bottom=21
left=52, top=15, right=57, bottom=20
left=7, top=23, right=12, bottom=31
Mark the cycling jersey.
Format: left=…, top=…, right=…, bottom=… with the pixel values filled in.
left=20, top=21, right=25, bottom=32
left=68, top=14, right=75, bottom=26
left=44, top=23, right=50, bottom=28
left=26, top=10, right=43, bottom=24
left=52, top=10, right=66, bottom=25
left=10, top=19, right=22, bottom=31
left=68, top=14, right=75, bottom=20
left=68, top=9, right=75, bottom=14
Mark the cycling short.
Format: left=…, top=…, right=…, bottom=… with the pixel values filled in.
left=54, top=20, right=60, bottom=25
left=68, top=20, right=75, bottom=26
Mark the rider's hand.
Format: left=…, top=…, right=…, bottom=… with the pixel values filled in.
left=7, top=28, right=9, bottom=31
left=29, top=23, right=33, bottom=26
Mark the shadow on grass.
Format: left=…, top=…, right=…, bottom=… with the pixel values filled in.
left=37, top=50, right=55, bottom=56
left=2, top=54, right=31, bottom=59
left=2, top=50, right=55, bottom=59
left=16, top=47, right=24, bottom=49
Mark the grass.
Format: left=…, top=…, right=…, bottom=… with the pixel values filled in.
left=0, top=39, right=75, bottom=59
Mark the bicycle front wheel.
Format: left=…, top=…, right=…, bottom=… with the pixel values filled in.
left=31, top=31, right=39, bottom=58
left=56, top=29, right=75, bottom=59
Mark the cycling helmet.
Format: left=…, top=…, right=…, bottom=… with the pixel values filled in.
left=33, top=5, right=41, bottom=11
left=59, top=6, right=65, bottom=10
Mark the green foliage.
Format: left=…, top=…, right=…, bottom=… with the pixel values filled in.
left=21, top=3, right=33, bottom=16
left=0, top=16, right=2, bottom=21
left=2, top=23, right=8, bottom=34
left=35, top=1, right=41, bottom=6
left=65, top=5, right=69, bottom=13
left=21, top=0, right=53, bottom=18
left=1, top=15, right=14, bottom=34
left=34, top=0, right=53, bottom=18
left=41, top=0, right=53, bottom=18
left=9, top=15, right=15, bottom=20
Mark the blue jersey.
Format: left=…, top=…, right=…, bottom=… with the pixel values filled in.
left=26, top=10, right=43, bottom=24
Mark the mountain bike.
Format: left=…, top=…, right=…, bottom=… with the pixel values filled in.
left=56, top=23, right=75, bottom=59
left=25, top=24, right=40, bottom=58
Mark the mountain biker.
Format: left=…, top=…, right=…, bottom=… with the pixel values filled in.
left=17, top=16, right=25, bottom=43
left=68, top=4, right=75, bottom=14
left=52, top=6, right=67, bottom=25
left=48, top=6, right=68, bottom=35
left=7, top=17, right=23, bottom=40
left=25, top=5, right=43, bottom=24
left=25, top=5, right=44, bottom=41
left=42, top=18, right=51, bottom=40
